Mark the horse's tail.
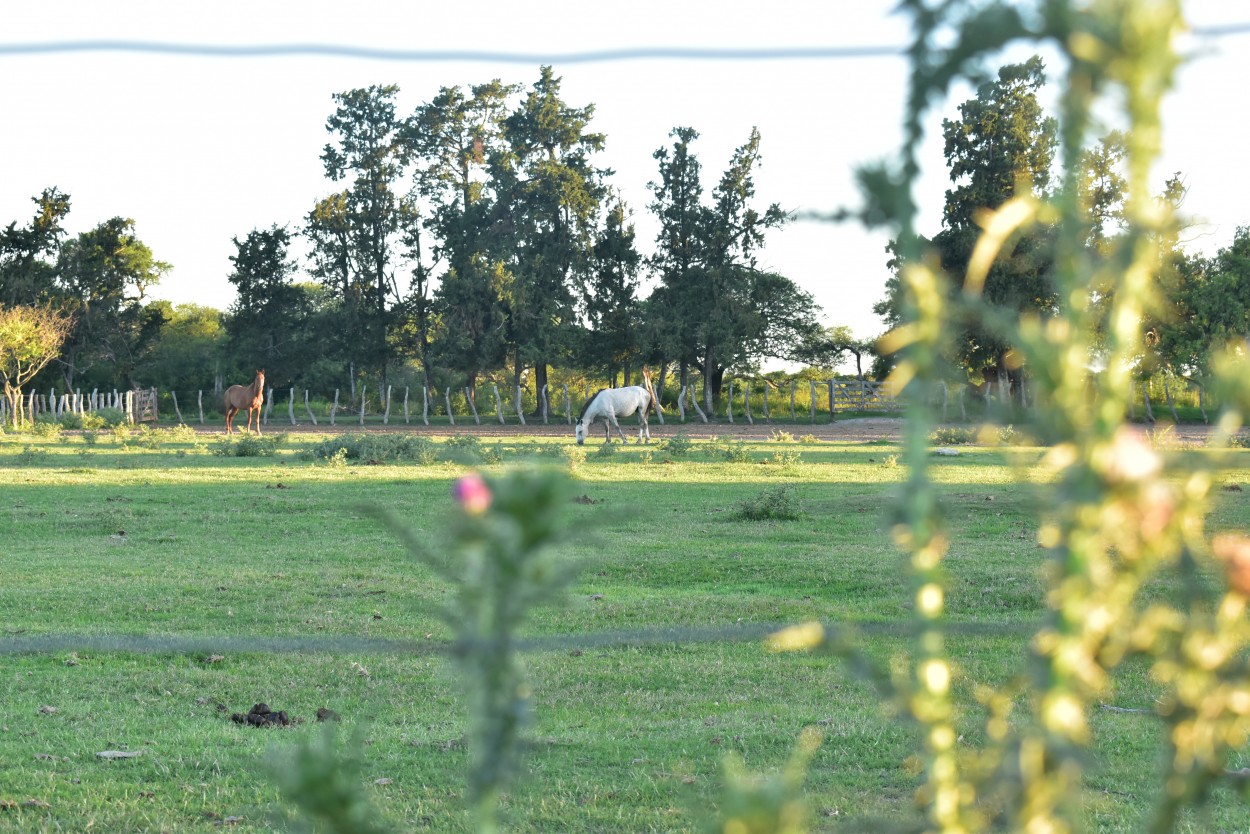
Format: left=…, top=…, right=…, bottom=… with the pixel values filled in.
left=642, top=367, right=661, bottom=415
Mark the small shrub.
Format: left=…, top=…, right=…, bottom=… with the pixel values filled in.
left=769, top=430, right=795, bottom=443
left=79, top=413, right=108, bottom=430
left=883, top=454, right=900, bottom=468
left=17, top=445, right=49, bottom=465
left=662, top=432, right=693, bottom=458
left=710, top=436, right=752, bottom=463
left=929, top=426, right=976, bottom=446
left=638, top=448, right=653, bottom=464
left=798, top=434, right=822, bottom=444
left=136, top=426, right=162, bottom=450
left=594, top=440, right=618, bottom=459
left=92, top=408, right=128, bottom=428
left=562, top=446, right=586, bottom=471
left=1230, top=433, right=1250, bottom=450
left=81, top=430, right=99, bottom=446
left=57, top=412, right=85, bottom=430
left=771, top=449, right=801, bottom=467
left=214, top=433, right=285, bottom=457
left=303, top=433, right=435, bottom=464
left=30, top=419, right=63, bottom=439
left=737, top=486, right=803, bottom=521
left=110, top=424, right=132, bottom=445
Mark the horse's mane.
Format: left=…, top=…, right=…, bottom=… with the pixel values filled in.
left=577, top=388, right=609, bottom=421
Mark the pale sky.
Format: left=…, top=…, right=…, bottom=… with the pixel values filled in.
left=1, top=1, right=1243, bottom=350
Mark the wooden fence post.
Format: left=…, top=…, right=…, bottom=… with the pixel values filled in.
left=492, top=384, right=505, bottom=424
left=540, top=384, right=549, bottom=424
left=762, top=381, right=771, bottom=422
left=198, top=390, right=204, bottom=424
left=422, top=386, right=430, bottom=426
left=653, top=379, right=665, bottom=424
left=676, top=384, right=687, bottom=422
left=445, top=388, right=455, bottom=426
left=1142, top=381, right=1155, bottom=423
left=563, top=384, right=571, bottom=424
left=304, top=390, right=318, bottom=425
left=383, top=385, right=393, bottom=425
left=790, top=380, right=796, bottom=419
left=288, top=388, right=297, bottom=425
left=689, top=384, right=708, bottom=423
left=515, top=385, right=526, bottom=426
left=403, top=387, right=410, bottom=424
left=743, top=383, right=753, bottom=425
left=330, top=389, right=339, bottom=426
left=809, top=380, right=817, bottom=423
left=940, top=381, right=948, bottom=423
left=263, top=388, right=274, bottom=425
left=358, top=384, right=366, bottom=426
left=828, top=380, right=836, bottom=423
left=171, top=391, right=184, bottom=424
left=726, top=380, right=734, bottom=423
left=959, top=384, right=967, bottom=422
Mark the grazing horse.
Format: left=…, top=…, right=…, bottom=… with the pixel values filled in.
left=575, top=371, right=660, bottom=445
left=224, top=369, right=266, bottom=435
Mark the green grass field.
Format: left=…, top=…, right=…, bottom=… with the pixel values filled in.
left=1, top=426, right=1247, bottom=832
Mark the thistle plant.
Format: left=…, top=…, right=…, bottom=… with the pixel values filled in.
left=382, top=467, right=579, bottom=834
left=774, top=1, right=1250, bottom=832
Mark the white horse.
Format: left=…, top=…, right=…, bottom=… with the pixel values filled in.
left=575, top=385, right=655, bottom=445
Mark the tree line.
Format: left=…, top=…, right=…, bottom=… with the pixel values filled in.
left=2, top=66, right=849, bottom=417
left=874, top=56, right=1250, bottom=397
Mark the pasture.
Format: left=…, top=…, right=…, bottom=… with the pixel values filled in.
left=1, top=421, right=1247, bottom=832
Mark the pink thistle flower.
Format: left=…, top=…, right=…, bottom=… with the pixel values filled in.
left=452, top=473, right=492, bottom=516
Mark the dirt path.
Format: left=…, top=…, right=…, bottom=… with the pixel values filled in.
left=196, top=416, right=906, bottom=442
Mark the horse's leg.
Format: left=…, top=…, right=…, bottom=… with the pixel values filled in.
left=225, top=405, right=235, bottom=435
left=639, top=412, right=649, bottom=444
left=252, top=406, right=262, bottom=436
left=611, top=414, right=627, bottom=443
left=602, top=417, right=611, bottom=443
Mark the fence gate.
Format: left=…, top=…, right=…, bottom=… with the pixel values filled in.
left=130, top=387, right=159, bottom=423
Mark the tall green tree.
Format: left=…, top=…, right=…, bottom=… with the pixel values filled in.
left=413, top=80, right=518, bottom=391
left=312, top=84, right=414, bottom=388
left=0, top=188, right=71, bottom=307
left=582, top=197, right=643, bottom=384
left=876, top=57, right=1059, bottom=391
left=647, top=127, right=709, bottom=394
left=224, top=225, right=309, bottom=388
left=135, top=302, right=226, bottom=392
left=497, top=66, right=607, bottom=403
left=54, top=217, right=169, bottom=390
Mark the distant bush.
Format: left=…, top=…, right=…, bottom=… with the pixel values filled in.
left=929, top=426, right=976, bottom=446
left=29, top=418, right=63, bottom=439
left=798, top=434, right=822, bottom=444
left=661, top=432, right=693, bottom=458
left=769, top=430, right=795, bottom=443
left=736, top=486, right=803, bottom=521
left=302, top=433, right=435, bottom=464
left=710, top=436, right=752, bottom=463
left=214, top=433, right=286, bottom=457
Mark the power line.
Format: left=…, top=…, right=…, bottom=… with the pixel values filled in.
left=0, top=41, right=904, bottom=63
left=0, top=24, right=1247, bottom=64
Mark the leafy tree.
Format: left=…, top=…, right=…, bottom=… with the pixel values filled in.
left=312, top=85, right=415, bottom=387
left=497, top=66, right=607, bottom=403
left=647, top=127, right=709, bottom=394
left=224, top=225, right=309, bottom=388
left=876, top=57, right=1059, bottom=392
left=412, top=80, right=518, bottom=391
left=582, top=197, right=643, bottom=384
left=0, top=188, right=71, bottom=307
left=54, top=217, right=169, bottom=390
left=0, top=303, right=74, bottom=427
left=135, top=302, right=226, bottom=392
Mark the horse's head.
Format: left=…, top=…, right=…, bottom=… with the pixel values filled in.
left=256, top=369, right=266, bottom=387
left=574, top=419, right=586, bottom=445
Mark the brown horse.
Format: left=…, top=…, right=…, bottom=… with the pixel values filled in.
left=224, top=369, right=266, bottom=435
